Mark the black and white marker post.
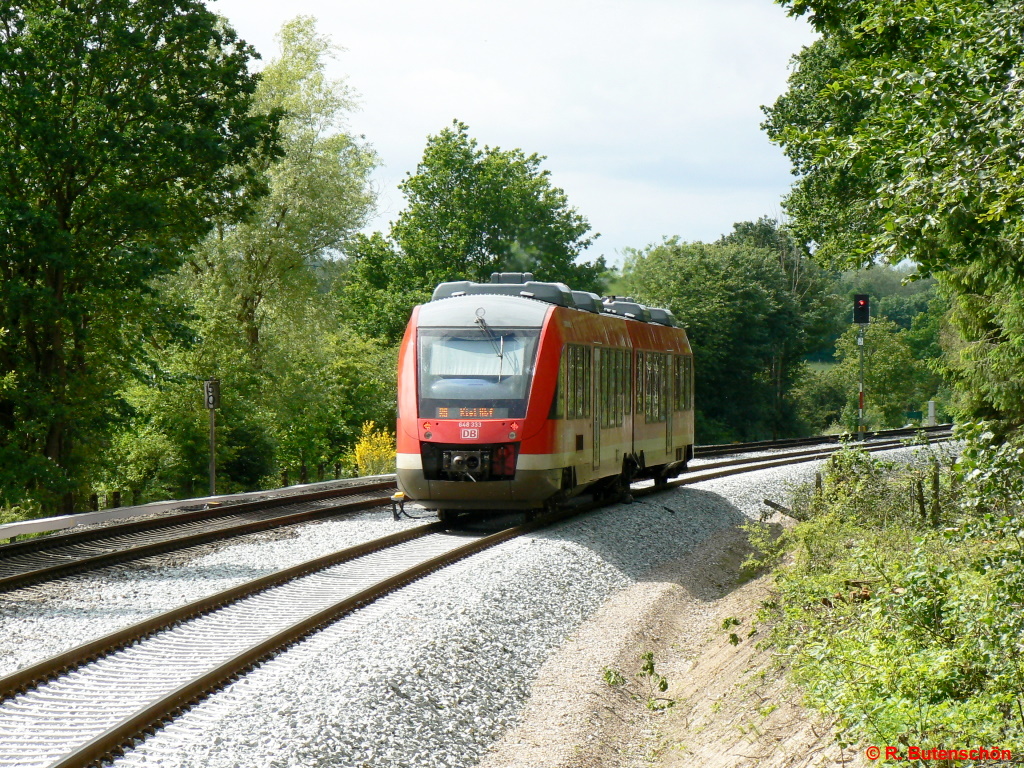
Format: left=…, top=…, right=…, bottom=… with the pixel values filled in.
left=203, top=379, right=220, bottom=495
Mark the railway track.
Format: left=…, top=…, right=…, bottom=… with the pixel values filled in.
left=0, top=481, right=397, bottom=593
left=0, top=510, right=576, bottom=768
left=694, top=423, right=951, bottom=458
left=0, top=430, right=955, bottom=768
left=679, top=430, right=953, bottom=485
left=0, top=427, right=952, bottom=595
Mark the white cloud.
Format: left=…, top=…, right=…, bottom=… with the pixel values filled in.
left=211, top=0, right=816, bottom=264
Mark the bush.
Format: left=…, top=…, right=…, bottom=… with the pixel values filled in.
left=756, top=435, right=1024, bottom=751
left=348, top=421, right=395, bottom=476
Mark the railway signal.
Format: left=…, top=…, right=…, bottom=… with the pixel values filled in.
left=851, top=297, right=869, bottom=432
left=203, top=379, right=220, bottom=409
left=853, top=294, right=870, bottom=324
left=204, top=380, right=220, bottom=495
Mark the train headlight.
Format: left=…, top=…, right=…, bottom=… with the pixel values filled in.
left=508, top=432, right=516, bottom=439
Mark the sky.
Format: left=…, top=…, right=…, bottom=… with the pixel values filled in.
left=211, top=0, right=817, bottom=267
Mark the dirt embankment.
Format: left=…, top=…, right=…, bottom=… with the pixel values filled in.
left=478, top=518, right=869, bottom=768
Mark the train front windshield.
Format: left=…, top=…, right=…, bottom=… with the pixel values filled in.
left=418, top=327, right=540, bottom=419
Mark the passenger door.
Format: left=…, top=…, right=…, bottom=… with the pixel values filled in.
left=592, top=347, right=601, bottom=470
left=665, top=354, right=674, bottom=455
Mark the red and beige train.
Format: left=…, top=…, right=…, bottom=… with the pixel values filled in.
left=396, top=272, right=694, bottom=520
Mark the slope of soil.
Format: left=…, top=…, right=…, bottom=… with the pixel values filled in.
left=477, top=517, right=869, bottom=768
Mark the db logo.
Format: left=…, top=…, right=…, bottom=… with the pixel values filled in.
left=461, top=429, right=479, bottom=439
left=865, top=746, right=881, bottom=760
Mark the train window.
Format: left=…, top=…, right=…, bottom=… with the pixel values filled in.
left=683, top=355, right=693, bottom=410
left=673, top=356, right=682, bottom=411
left=645, top=353, right=668, bottom=423
left=674, top=355, right=692, bottom=411
left=417, top=327, right=540, bottom=419
left=599, top=352, right=608, bottom=426
left=623, top=351, right=630, bottom=419
left=564, top=344, right=591, bottom=420
left=550, top=350, right=566, bottom=419
left=664, top=354, right=672, bottom=418
left=635, top=351, right=644, bottom=414
left=599, top=348, right=626, bottom=428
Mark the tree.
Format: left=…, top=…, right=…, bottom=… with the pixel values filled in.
left=112, top=17, right=385, bottom=497
left=789, top=363, right=848, bottom=434
left=185, top=16, right=377, bottom=354
left=621, top=238, right=808, bottom=442
left=718, top=216, right=842, bottom=364
left=342, top=121, right=605, bottom=340
left=764, top=0, right=1024, bottom=429
left=766, top=0, right=1024, bottom=277
left=0, top=0, right=278, bottom=510
left=266, top=322, right=397, bottom=483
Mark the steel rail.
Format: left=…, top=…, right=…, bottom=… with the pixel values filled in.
left=0, top=436, right=953, bottom=767
left=21, top=508, right=579, bottom=768
left=0, top=482, right=397, bottom=593
left=688, top=433, right=951, bottom=474
left=695, top=423, right=952, bottom=457
left=0, top=522, right=445, bottom=703
left=666, top=435, right=952, bottom=489
left=0, top=480, right=396, bottom=558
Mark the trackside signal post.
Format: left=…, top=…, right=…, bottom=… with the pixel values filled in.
left=204, top=379, right=220, bottom=495
left=853, top=295, right=869, bottom=432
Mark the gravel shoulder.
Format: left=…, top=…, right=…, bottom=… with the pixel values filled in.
left=476, top=517, right=871, bottom=768
left=477, top=445, right=955, bottom=768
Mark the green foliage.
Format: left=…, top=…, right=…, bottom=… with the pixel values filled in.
left=741, top=517, right=788, bottom=576
left=621, top=234, right=826, bottom=441
left=189, top=16, right=377, bottom=352
left=832, top=318, right=933, bottom=428
left=0, top=0, right=278, bottom=509
left=936, top=274, right=1024, bottom=427
left=637, top=651, right=675, bottom=711
left=601, top=653, right=675, bottom=711
left=0, top=499, right=44, bottom=526
left=789, top=363, right=848, bottom=435
left=603, top=667, right=627, bottom=687
left=792, top=306, right=946, bottom=434
left=767, top=0, right=1024, bottom=276
left=721, top=616, right=743, bottom=646
left=760, top=438, right=1024, bottom=750
left=341, top=121, right=604, bottom=340
left=765, top=0, right=1024, bottom=429
left=62, top=18, right=392, bottom=502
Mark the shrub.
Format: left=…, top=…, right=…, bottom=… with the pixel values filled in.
left=757, top=435, right=1024, bottom=751
left=349, top=421, right=395, bottom=476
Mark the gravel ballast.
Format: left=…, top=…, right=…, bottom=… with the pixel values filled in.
left=0, top=511, right=428, bottom=678
left=0, top=442, right=956, bottom=767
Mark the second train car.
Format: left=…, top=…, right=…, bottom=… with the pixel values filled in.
left=395, top=272, right=694, bottom=519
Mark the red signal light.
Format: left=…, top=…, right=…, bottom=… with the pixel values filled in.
left=853, top=294, right=870, bottom=324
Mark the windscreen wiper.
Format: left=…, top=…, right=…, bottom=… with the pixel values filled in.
left=475, top=316, right=506, bottom=382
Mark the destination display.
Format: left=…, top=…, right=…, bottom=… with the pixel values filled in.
left=435, top=406, right=509, bottom=419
